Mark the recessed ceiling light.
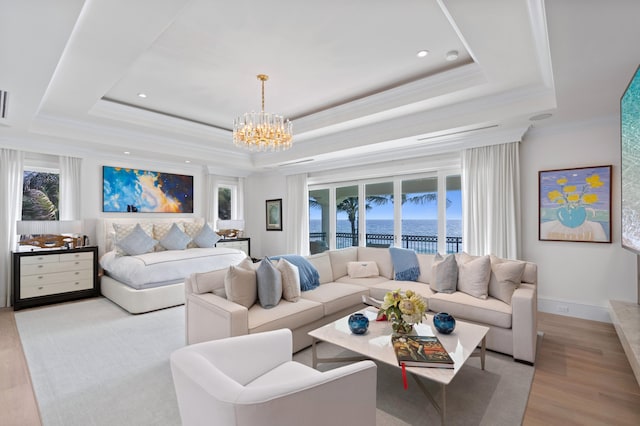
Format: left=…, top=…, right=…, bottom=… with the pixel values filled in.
left=445, top=50, right=459, bottom=61
left=185, top=160, right=191, bottom=163
left=416, top=50, right=429, bottom=58
left=124, top=151, right=130, bottom=155
left=530, top=113, right=553, bottom=121
left=137, top=93, right=147, bottom=98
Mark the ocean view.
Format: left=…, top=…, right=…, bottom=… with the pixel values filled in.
left=310, top=219, right=462, bottom=237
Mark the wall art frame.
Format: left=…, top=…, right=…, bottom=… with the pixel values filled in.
left=538, top=165, right=612, bottom=243
left=102, top=165, right=193, bottom=213
left=266, top=198, right=282, bottom=231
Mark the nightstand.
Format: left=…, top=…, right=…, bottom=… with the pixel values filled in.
left=12, top=246, right=100, bottom=310
left=216, top=238, right=250, bottom=256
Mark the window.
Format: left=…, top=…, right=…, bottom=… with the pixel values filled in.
left=309, top=172, right=462, bottom=254
left=22, top=169, right=59, bottom=220
left=216, top=183, right=238, bottom=222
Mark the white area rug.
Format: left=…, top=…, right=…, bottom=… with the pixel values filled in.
left=16, top=298, right=535, bottom=426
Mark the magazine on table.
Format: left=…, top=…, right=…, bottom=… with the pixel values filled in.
left=392, top=335, right=454, bottom=369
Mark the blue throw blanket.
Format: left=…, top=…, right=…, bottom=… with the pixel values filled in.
left=270, top=255, right=320, bottom=291
left=389, top=247, right=420, bottom=281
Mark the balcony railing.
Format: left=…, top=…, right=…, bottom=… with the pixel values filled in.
left=309, top=232, right=462, bottom=254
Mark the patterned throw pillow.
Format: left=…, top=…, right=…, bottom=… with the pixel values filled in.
left=115, top=224, right=157, bottom=256
left=182, top=221, right=203, bottom=249
left=159, top=223, right=191, bottom=250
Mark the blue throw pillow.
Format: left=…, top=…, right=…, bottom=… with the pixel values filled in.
left=193, top=224, right=221, bottom=248
left=116, top=224, right=157, bottom=256
left=256, top=258, right=282, bottom=308
left=160, top=223, right=191, bottom=250
left=270, top=255, right=320, bottom=291
left=389, top=247, right=420, bottom=281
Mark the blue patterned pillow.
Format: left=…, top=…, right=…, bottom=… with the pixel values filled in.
left=193, top=224, right=221, bottom=248
left=159, top=223, right=191, bottom=250
left=116, top=224, right=157, bottom=255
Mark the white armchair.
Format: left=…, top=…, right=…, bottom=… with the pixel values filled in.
left=170, top=328, right=377, bottom=426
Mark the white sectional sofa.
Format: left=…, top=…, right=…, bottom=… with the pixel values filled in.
left=185, top=247, right=538, bottom=363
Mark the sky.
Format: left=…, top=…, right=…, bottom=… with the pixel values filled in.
left=310, top=190, right=462, bottom=221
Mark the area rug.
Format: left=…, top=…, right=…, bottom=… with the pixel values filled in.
left=16, top=298, right=535, bottom=425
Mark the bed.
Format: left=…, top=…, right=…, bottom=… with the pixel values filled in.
left=97, top=218, right=246, bottom=314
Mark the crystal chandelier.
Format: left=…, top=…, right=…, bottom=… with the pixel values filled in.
left=233, top=74, right=293, bottom=152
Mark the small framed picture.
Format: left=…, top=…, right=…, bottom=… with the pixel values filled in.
left=538, top=165, right=612, bottom=243
left=266, top=199, right=283, bottom=231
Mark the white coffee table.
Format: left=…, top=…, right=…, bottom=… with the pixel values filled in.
left=308, top=307, right=489, bottom=425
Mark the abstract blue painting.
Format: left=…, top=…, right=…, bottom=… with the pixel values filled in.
left=103, top=166, right=193, bottom=213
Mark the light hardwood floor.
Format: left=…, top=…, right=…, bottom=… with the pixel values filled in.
left=1, top=307, right=639, bottom=425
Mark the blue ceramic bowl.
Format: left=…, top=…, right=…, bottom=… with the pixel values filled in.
left=348, top=313, right=369, bottom=335
left=433, top=312, right=456, bottom=334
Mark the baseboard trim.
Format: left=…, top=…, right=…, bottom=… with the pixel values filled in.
left=538, top=297, right=612, bottom=323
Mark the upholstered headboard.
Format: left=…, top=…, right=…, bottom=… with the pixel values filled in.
left=96, top=217, right=204, bottom=257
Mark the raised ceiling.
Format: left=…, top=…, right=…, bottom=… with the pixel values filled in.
left=5, top=0, right=633, bottom=176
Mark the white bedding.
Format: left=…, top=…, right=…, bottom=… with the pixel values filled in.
left=100, top=247, right=246, bottom=290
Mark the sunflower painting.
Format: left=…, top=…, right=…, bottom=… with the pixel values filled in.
left=539, top=165, right=612, bottom=243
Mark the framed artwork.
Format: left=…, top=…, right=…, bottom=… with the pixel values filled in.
left=538, top=165, right=612, bottom=243
left=103, top=166, right=193, bottom=213
left=266, top=199, right=282, bottom=231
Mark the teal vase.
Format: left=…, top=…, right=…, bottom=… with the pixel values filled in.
left=557, top=206, right=587, bottom=228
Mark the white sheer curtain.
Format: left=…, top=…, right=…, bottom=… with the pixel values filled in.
left=462, top=142, right=521, bottom=259
left=205, top=174, right=217, bottom=223
left=59, top=156, right=82, bottom=220
left=285, top=173, right=309, bottom=255
left=1, top=149, right=24, bottom=307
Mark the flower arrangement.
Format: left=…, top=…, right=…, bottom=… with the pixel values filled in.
left=378, top=289, right=427, bottom=334
left=547, top=173, right=603, bottom=207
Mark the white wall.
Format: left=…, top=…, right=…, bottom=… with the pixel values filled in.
left=244, top=173, right=287, bottom=258
left=521, top=117, right=637, bottom=322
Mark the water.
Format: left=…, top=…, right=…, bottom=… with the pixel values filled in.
left=310, top=219, right=462, bottom=237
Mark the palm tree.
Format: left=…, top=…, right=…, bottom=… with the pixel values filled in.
left=336, top=195, right=388, bottom=246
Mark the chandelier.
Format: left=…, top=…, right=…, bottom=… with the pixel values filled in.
left=233, top=74, right=293, bottom=152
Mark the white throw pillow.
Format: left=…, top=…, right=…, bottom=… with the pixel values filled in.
left=489, top=255, right=525, bottom=304
left=457, top=253, right=491, bottom=299
left=430, top=253, right=457, bottom=293
left=277, top=258, right=301, bottom=302
left=347, top=261, right=379, bottom=278
left=224, top=265, right=257, bottom=308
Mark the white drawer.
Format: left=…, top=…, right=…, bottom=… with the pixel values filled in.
left=59, top=251, right=94, bottom=262
left=21, top=259, right=93, bottom=276
left=21, top=279, right=93, bottom=299
left=21, top=269, right=93, bottom=287
left=20, top=254, right=60, bottom=265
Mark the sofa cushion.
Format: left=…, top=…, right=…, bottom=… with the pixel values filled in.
left=457, top=253, right=491, bottom=299
left=224, top=265, right=257, bottom=308
left=489, top=255, right=526, bottom=304
left=389, top=247, right=420, bottom=281
left=347, top=261, right=379, bottom=278
left=522, top=262, right=537, bottom=284
left=429, top=291, right=512, bottom=329
left=416, top=253, right=434, bottom=284
left=248, top=298, right=324, bottom=334
left=357, top=247, right=393, bottom=279
left=328, top=247, right=358, bottom=280
left=431, top=253, right=457, bottom=293
left=335, top=275, right=391, bottom=289
left=256, top=258, right=283, bottom=309
left=300, top=283, right=369, bottom=316
left=277, top=258, right=301, bottom=302
left=191, top=268, right=228, bottom=295
left=159, top=223, right=191, bottom=251
left=306, top=252, right=334, bottom=284
left=116, top=224, right=158, bottom=256
left=369, top=280, right=435, bottom=301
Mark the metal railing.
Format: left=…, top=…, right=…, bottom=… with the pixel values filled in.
left=309, top=232, right=462, bottom=254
